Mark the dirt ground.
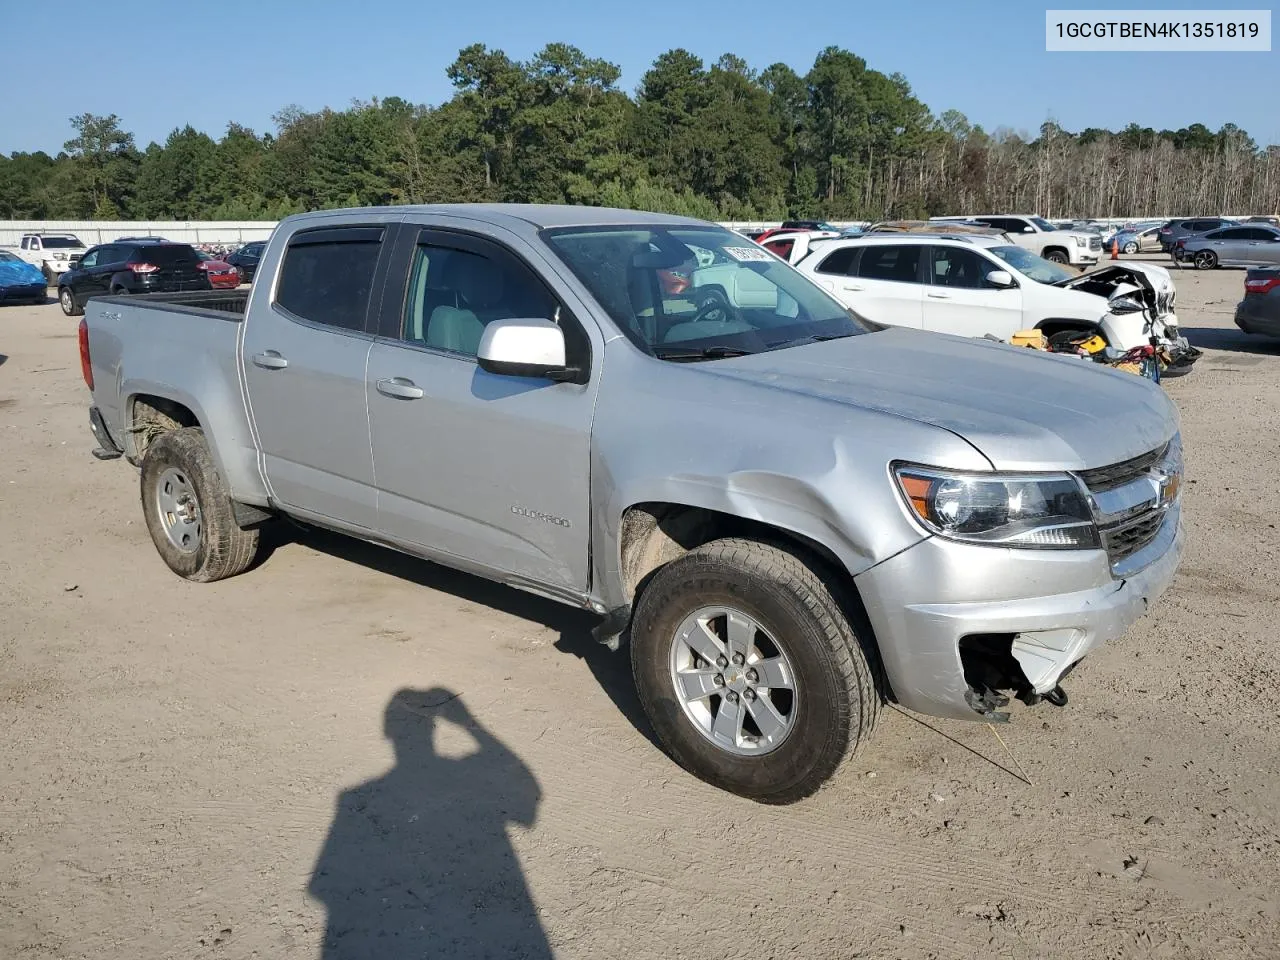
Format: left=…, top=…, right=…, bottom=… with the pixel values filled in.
left=2, top=261, right=1278, bottom=960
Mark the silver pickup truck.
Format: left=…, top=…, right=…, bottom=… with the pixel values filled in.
left=79, top=204, right=1184, bottom=803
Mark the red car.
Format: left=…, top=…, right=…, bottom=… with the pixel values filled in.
left=197, top=251, right=240, bottom=289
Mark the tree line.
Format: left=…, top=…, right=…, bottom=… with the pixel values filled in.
left=2, top=43, right=1277, bottom=223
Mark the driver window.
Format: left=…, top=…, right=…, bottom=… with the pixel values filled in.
left=79, top=250, right=99, bottom=269
left=929, top=247, right=992, bottom=289
left=401, top=243, right=558, bottom=358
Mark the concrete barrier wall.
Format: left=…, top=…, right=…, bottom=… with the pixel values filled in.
left=0, top=221, right=278, bottom=247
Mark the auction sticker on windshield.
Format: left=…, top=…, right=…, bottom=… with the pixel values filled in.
left=724, top=246, right=774, bottom=262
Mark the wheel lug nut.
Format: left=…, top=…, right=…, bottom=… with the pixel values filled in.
left=746, top=669, right=758, bottom=683
left=731, top=653, right=745, bottom=666
left=716, top=656, right=728, bottom=669
left=744, top=689, right=756, bottom=701
left=726, top=691, right=739, bottom=703
left=713, top=674, right=724, bottom=687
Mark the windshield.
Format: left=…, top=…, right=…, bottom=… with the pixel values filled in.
left=1029, top=217, right=1057, bottom=232
left=39, top=236, right=83, bottom=249
left=989, top=244, right=1075, bottom=284
left=543, top=225, right=873, bottom=359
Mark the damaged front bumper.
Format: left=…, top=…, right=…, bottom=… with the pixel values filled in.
left=854, top=505, right=1183, bottom=722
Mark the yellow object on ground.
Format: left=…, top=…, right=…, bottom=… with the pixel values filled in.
left=1010, top=329, right=1048, bottom=350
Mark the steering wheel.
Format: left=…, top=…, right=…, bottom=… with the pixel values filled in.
left=691, top=288, right=741, bottom=325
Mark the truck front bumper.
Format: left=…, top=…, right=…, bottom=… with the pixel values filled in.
left=854, top=505, right=1183, bottom=721
left=43, top=260, right=73, bottom=275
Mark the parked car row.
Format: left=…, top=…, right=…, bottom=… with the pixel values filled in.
left=930, top=215, right=1103, bottom=266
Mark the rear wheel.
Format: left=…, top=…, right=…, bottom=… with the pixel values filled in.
left=630, top=538, right=879, bottom=804
left=59, top=286, right=82, bottom=317
left=1194, top=250, right=1218, bottom=270
left=140, top=427, right=259, bottom=582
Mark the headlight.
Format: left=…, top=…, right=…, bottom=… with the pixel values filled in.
left=54, top=252, right=67, bottom=261
left=894, top=465, right=1099, bottom=549
left=1072, top=236, right=1086, bottom=247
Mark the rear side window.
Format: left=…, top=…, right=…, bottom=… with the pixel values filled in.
left=1191, top=220, right=1220, bottom=232
left=857, top=245, right=922, bottom=283
left=815, top=247, right=858, bottom=275
left=276, top=227, right=384, bottom=332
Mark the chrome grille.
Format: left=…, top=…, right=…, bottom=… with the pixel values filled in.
left=1077, top=444, right=1167, bottom=492
left=1089, top=236, right=1102, bottom=251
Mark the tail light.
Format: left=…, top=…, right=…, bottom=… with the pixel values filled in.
left=126, top=262, right=158, bottom=274
left=78, top=318, right=93, bottom=390
left=1245, top=275, right=1280, bottom=295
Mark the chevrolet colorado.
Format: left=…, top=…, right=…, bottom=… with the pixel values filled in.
left=79, top=204, right=1184, bottom=803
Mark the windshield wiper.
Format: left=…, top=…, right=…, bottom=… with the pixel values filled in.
left=766, top=333, right=851, bottom=349
left=651, top=345, right=754, bottom=362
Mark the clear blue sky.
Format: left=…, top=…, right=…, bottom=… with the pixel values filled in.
left=2, top=0, right=1276, bottom=154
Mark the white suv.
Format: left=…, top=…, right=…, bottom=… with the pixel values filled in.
left=932, top=215, right=1101, bottom=267
left=793, top=233, right=1179, bottom=352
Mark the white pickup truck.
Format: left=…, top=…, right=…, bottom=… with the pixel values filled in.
left=12, top=233, right=87, bottom=284
left=932, top=215, right=1101, bottom=267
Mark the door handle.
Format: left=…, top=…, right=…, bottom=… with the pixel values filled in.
left=927, top=292, right=951, bottom=299
left=376, top=377, right=424, bottom=400
left=843, top=284, right=864, bottom=292
left=251, top=350, right=288, bottom=370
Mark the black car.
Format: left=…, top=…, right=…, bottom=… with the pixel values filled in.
left=1235, top=267, right=1280, bottom=337
left=225, top=241, right=265, bottom=283
left=1157, top=217, right=1233, bottom=253
left=58, top=241, right=209, bottom=316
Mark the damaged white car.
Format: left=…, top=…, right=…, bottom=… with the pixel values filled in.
left=794, top=233, right=1200, bottom=375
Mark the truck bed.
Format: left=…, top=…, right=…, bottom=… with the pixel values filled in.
left=84, top=288, right=267, bottom=506
left=92, top=289, right=249, bottom=320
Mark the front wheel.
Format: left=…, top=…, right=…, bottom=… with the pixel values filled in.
left=140, top=427, right=260, bottom=582
left=1123, top=241, right=1139, bottom=254
left=1194, top=250, right=1218, bottom=270
left=59, top=286, right=82, bottom=317
left=630, top=538, right=879, bottom=804
left=1043, top=248, right=1070, bottom=265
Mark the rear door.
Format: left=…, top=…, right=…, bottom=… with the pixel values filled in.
left=922, top=245, right=1023, bottom=338
left=241, top=219, right=401, bottom=530
left=364, top=224, right=599, bottom=592
left=87, top=245, right=123, bottom=297
left=845, top=243, right=925, bottom=328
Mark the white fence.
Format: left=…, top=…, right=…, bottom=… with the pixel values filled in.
left=0, top=220, right=277, bottom=247
left=4, top=214, right=1268, bottom=249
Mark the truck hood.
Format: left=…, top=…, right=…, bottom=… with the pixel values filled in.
left=704, top=328, right=1176, bottom=471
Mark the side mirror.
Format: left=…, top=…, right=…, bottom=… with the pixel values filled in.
left=1022, top=225, right=1035, bottom=233
left=1109, top=296, right=1144, bottom=315
left=985, top=269, right=1016, bottom=289
left=477, top=318, right=579, bottom=382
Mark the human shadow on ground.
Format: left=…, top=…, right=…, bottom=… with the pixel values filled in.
left=0, top=353, right=8, bottom=367
left=309, top=687, right=553, bottom=959
left=261, top=524, right=659, bottom=751
left=1181, top=325, right=1280, bottom=356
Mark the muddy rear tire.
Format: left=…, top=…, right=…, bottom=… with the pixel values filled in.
left=140, top=427, right=259, bottom=582
left=630, top=538, right=879, bottom=804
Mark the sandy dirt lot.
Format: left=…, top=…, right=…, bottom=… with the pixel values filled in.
left=2, top=263, right=1279, bottom=960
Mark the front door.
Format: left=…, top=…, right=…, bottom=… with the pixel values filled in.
left=240, top=221, right=400, bottom=530
left=923, top=245, right=1024, bottom=339
left=365, top=227, right=598, bottom=593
